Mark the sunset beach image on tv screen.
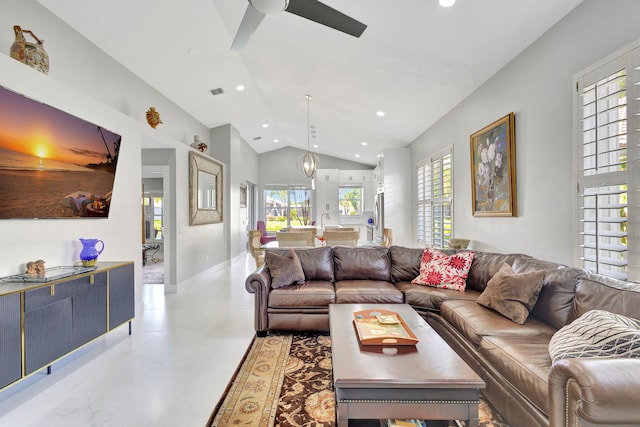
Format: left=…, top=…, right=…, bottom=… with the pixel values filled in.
left=0, top=86, right=122, bottom=219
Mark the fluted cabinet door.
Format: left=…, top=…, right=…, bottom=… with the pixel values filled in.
left=72, top=272, right=107, bottom=347
left=0, top=293, right=21, bottom=388
left=24, top=299, right=73, bottom=375
left=108, top=263, right=134, bottom=330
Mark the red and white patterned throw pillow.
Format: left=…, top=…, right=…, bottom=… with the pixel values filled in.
left=411, top=248, right=475, bottom=292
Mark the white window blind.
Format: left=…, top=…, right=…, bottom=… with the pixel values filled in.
left=417, top=147, right=453, bottom=248
left=577, top=46, right=640, bottom=281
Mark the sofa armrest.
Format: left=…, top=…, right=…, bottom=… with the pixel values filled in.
left=549, top=358, right=640, bottom=427
left=245, top=265, right=271, bottom=334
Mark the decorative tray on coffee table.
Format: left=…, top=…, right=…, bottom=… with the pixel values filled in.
left=352, top=309, right=419, bottom=346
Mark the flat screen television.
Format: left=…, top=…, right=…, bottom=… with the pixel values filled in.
left=0, top=85, right=122, bottom=219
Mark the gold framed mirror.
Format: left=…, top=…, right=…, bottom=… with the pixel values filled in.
left=189, top=151, right=223, bottom=225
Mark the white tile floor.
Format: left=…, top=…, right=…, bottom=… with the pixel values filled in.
left=0, top=254, right=257, bottom=427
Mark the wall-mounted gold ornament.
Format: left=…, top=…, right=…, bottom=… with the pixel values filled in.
left=10, top=25, right=49, bottom=74
left=145, top=107, right=163, bottom=129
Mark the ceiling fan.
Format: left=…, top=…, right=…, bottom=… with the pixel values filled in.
left=231, top=0, right=367, bottom=50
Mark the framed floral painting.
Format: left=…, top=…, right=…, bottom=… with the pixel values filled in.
left=470, top=112, right=517, bottom=216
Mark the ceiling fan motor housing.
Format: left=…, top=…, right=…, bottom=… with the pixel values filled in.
left=249, top=0, right=289, bottom=14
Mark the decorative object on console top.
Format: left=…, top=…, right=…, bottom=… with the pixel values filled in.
left=10, top=25, right=49, bottom=74
left=145, top=107, right=163, bottom=128
left=25, top=259, right=46, bottom=276
left=1, top=265, right=97, bottom=283
left=79, top=238, right=104, bottom=267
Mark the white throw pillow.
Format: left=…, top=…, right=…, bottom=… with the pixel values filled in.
left=549, top=309, right=640, bottom=363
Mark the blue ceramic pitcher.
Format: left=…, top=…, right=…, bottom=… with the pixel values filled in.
left=79, top=238, right=104, bottom=267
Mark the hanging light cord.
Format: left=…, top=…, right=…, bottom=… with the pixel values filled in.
left=297, top=94, right=318, bottom=183
left=306, top=94, right=312, bottom=153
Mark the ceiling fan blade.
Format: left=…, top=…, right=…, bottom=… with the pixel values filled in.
left=231, top=4, right=267, bottom=51
left=285, top=0, right=366, bottom=38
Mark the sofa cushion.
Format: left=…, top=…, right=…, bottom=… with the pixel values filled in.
left=480, top=335, right=552, bottom=415
left=549, top=309, right=640, bottom=363
left=333, top=246, right=391, bottom=281
left=396, top=281, right=480, bottom=312
left=265, top=250, right=306, bottom=289
left=389, top=246, right=424, bottom=283
left=476, top=263, right=545, bottom=324
left=412, top=248, right=475, bottom=292
left=268, top=280, right=335, bottom=308
left=334, top=280, right=403, bottom=304
left=466, top=252, right=533, bottom=292
left=527, top=266, right=581, bottom=330
left=295, top=246, right=335, bottom=281
left=571, top=271, right=640, bottom=322
left=441, top=299, right=556, bottom=347
left=269, top=246, right=334, bottom=282
left=512, top=257, right=565, bottom=272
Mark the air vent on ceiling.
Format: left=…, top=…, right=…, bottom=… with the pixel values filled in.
left=253, top=136, right=262, bottom=141
left=210, top=88, right=225, bottom=96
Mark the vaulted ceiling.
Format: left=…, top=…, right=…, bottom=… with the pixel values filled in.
left=38, top=0, right=583, bottom=166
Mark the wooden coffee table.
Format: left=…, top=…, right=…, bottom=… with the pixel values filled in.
left=329, top=304, right=485, bottom=427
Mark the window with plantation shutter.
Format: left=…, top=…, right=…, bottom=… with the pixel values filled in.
left=576, top=46, right=640, bottom=281
left=417, top=147, right=453, bottom=247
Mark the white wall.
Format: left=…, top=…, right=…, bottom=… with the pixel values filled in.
left=0, top=0, right=233, bottom=294
left=258, top=147, right=370, bottom=185
left=0, top=54, right=141, bottom=280
left=211, top=124, right=260, bottom=260
left=381, top=148, right=412, bottom=247
left=1, top=0, right=210, bottom=145
left=258, top=147, right=373, bottom=226
left=232, top=127, right=260, bottom=258
left=410, top=0, right=640, bottom=265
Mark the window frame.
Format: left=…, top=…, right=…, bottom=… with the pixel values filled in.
left=574, top=43, right=640, bottom=282
left=338, top=185, right=364, bottom=217
left=263, top=185, right=312, bottom=231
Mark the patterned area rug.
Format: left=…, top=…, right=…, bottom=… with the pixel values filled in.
left=142, top=260, right=164, bottom=284
left=207, top=333, right=509, bottom=427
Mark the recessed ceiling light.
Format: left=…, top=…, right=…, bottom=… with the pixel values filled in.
left=313, top=144, right=319, bottom=148
left=262, top=123, right=269, bottom=128
left=361, top=142, right=368, bottom=146
left=439, top=0, right=455, bottom=7
left=236, top=84, right=245, bottom=91
left=273, top=138, right=279, bottom=143
left=376, top=111, right=385, bottom=117
left=355, top=154, right=360, bottom=158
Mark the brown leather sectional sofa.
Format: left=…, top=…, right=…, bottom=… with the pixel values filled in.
left=245, top=245, right=640, bottom=427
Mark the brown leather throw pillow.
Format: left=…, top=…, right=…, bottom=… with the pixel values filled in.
left=477, top=262, right=545, bottom=324
left=266, top=250, right=306, bottom=289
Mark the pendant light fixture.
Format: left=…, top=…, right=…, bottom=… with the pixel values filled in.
left=297, top=94, right=319, bottom=189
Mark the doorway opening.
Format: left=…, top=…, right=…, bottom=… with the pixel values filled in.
left=142, top=179, right=164, bottom=285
